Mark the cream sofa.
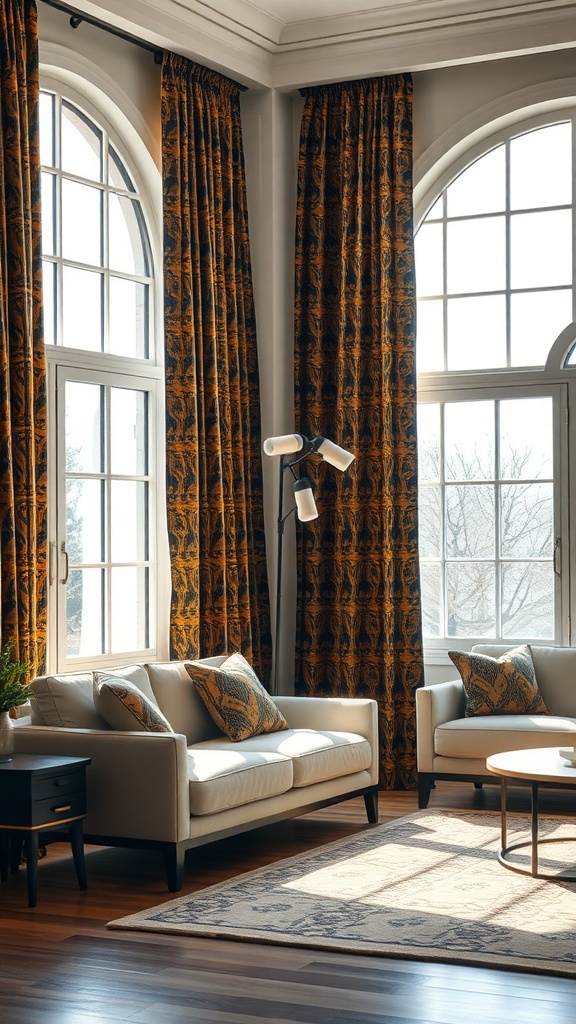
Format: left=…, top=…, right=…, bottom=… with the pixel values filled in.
left=416, top=644, right=576, bottom=808
left=14, top=657, right=379, bottom=890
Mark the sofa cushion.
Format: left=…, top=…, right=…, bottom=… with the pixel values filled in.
left=145, top=662, right=223, bottom=743
left=29, top=672, right=109, bottom=728
left=194, top=729, right=372, bottom=788
left=187, top=746, right=293, bottom=815
left=472, top=644, right=576, bottom=718
left=435, top=714, right=576, bottom=760
left=94, top=674, right=173, bottom=733
left=185, top=653, right=288, bottom=742
left=449, top=645, right=549, bottom=717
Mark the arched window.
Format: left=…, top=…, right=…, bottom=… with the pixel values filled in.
left=416, top=114, right=576, bottom=657
left=40, top=82, right=165, bottom=672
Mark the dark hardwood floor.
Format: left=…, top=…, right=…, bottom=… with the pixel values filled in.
left=2, top=781, right=576, bottom=1023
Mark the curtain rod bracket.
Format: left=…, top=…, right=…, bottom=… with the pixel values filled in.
left=69, top=14, right=83, bottom=28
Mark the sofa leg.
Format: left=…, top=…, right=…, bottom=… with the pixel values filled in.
left=418, top=773, right=435, bottom=810
left=164, top=843, right=185, bottom=892
left=474, top=782, right=483, bottom=790
left=363, top=787, right=379, bottom=824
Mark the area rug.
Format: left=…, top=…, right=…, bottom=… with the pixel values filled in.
left=108, top=809, right=576, bottom=977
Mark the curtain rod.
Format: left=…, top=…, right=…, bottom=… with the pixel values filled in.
left=39, top=0, right=164, bottom=63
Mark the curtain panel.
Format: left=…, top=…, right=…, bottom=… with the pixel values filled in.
left=161, top=54, right=271, bottom=680
left=0, top=0, right=47, bottom=676
left=294, top=75, right=424, bottom=789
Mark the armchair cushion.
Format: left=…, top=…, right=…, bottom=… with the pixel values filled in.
left=448, top=644, right=549, bottom=717
left=185, top=653, right=288, bottom=742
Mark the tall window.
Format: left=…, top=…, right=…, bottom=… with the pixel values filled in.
left=40, top=84, right=163, bottom=671
left=416, top=115, right=575, bottom=654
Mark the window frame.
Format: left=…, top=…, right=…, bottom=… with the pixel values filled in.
left=40, top=71, right=168, bottom=674
left=416, top=108, right=576, bottom=665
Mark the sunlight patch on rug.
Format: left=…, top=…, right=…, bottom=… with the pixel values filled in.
left=107, top=810, right=576, bottom=976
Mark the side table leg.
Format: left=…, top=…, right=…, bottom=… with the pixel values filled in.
left=500, top=779, right=507, bottom=854
left=531, top=781, right=539, bottom=877
left=69, top=819, right=87, bottom=891
left=0, top=831, right=9, bottom=882
left=24, top=832, right=39, bottom=908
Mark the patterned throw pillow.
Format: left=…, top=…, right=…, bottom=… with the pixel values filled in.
left=185, top=653, right=288, bottom=742
left=448, top=645, right=549, bottom=718
left=93, top=673, right=173, bottom=733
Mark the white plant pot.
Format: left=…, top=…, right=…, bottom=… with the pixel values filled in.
left=0, top=709, right=15, bottom=762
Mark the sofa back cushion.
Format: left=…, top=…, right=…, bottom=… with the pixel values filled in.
left=145, top=661, right=224, bottom=743
left=30, top=672, right=108, bottom=728
left=472, top=644, right=576, bottom=717
left=29, top=664, right=156, bottom=729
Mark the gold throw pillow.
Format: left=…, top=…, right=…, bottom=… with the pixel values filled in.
left=185, top=653, right=288, bottom=742
left=448, top=645, right=549, bottom=718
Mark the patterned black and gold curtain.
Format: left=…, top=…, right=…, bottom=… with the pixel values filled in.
left=161, top=54, right=271, bottom=680
left=0, top=0, right=47, bottom=676
left=294, top=75, right=423, bottom=788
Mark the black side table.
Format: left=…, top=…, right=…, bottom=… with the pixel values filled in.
left=0, top=753, right=91, bottom=907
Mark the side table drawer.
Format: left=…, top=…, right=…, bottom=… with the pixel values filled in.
left=31, top=790, right=86, bottom=827
left=33, top=772, right=84, bottom=801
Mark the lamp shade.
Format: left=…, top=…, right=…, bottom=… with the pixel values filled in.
left=316, top=437, right=355, bottom=471
left=293, top=478, right=318, bottom=521
left=263, top=434, right=304, bottom=456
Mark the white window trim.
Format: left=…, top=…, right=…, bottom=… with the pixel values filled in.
left=40, top=53, right=170, bottom=672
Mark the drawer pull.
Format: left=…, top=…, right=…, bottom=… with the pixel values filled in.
left=52, top=804, right=72, bottom=813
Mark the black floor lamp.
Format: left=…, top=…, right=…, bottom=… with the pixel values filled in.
left=263, top=433, right=355, bottom=695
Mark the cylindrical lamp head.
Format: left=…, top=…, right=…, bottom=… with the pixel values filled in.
left=293, top=477, right=318, bottom=521
left=316, top=437, right=355, bottom=471
left=263, top=434, right=305, bottom=457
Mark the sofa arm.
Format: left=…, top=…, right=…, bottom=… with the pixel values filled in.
left=274, top=696, right=379, bottom=785
left=13, top=724, right=190, bottom=843
left=416, top=679, right=466, bottom=772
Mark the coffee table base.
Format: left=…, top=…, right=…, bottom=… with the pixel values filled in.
left=498, top=777, right=576, bottom=882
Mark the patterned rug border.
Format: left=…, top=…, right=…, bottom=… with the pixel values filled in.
left=107, top=809, right=576, bottom=978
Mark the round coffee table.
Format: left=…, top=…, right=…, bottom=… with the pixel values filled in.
left=486, top=746, right=576, bottom=881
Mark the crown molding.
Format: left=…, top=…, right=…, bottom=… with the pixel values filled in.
left=44, top=0, right=576, bottom=90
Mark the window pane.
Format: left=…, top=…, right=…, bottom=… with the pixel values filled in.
left=41, top=172, right=56, bottom=255
left=66, top=479, right=105, bottom=563
left=109, top=278, right=149, bottom=358
left=446, top=145, right=505, bottom=217
left=109, top=194, right=149, bottom=275
left=417, top=403, right=440, bottom=481
left=110, top=388, right=148, bottom=475
left=61, top=100, right=103, bottom=181
left=510, top=122, right=571, bottom=210
left=419, top=485, right=442, bottom=558
left=447, top=295, right=506, bottom=370
left=108, top=145, right=136, bottom=192
left=499, top=397, right=553, bottom=480
left=62, top=267, right=103, bottom=350
left=62, top=179, right=102, bottom=266
left=111, top=567, right=149, bottom=652
left=510, top=210, right=572, bottom=289
left=500, top=483, right=553, bottom=557
left=447, top=217, right=506, bottom=294
left=415, top=222, right=443, bottom=296
left=40, top=91, right=55, bottom=167
left=65, top=382, right=103, bottom=473
left=501, top=562, right=554, bottom=639
left=66, top=568, right=105, bottom=657
left=511, top=290, right=573, bottom=366
left=416, top=299, right=444, bottom=372
left=446, top=485, right=495, bottom=558
left=445, top=401, right=494, bottom=481
left=111, top=481, right=148, bottom=561
left=42, top=261, right=55, bottom=345
left=446, top=562, right=496, bottom=636
left=421, top=563, right=442, bottom=638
